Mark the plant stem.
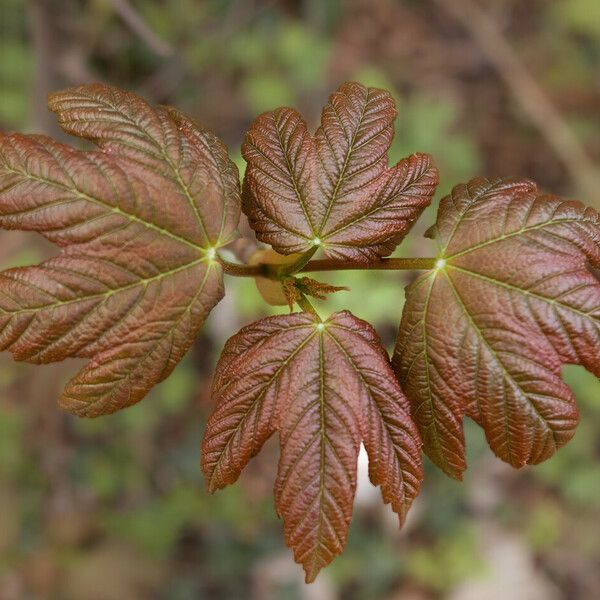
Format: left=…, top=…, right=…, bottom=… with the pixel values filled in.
left=218, top=255, right=438, bottom=278
left=300, top=257, right=437, bottom=272
left=278, top=246, right=319, bottom=276
left=217, top=256, right=264, bottom=277
left=296, top=293, right=320, bottom=317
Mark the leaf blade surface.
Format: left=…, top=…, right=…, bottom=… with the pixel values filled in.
left=393, top=177, right=600, bottom=478
left=0, top=86, right=241, bottom=415
left=241, top=82, right=438, bottom=260
left=203, top=310, right=422, bottom=581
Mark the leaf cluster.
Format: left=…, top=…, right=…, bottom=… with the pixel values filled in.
left=1, top=82, right=599, bottom=582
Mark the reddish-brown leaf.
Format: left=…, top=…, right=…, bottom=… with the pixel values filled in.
left=393, top=177, right=600, bottom=479
left=242, top=82, right=438, bottom=261
left=202, top=311, right=422, bottom=582
left=0, top=86, right=240, bottom=416
left=48, top=84, right=240, bottom=248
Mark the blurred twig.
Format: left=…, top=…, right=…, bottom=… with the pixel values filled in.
left=27, top=0, right=66, bottom=137
left=108, top=0, right=174, bottom=58
left=434, top=0, right=600, bottom=203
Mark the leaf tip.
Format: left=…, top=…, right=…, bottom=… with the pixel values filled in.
left=303, top=567, right=320, bottom=584
left=451, top=470, right=464, bottom=482
left=202, top=468, right=224, bottom=495
left=205, top=482, right=218, bottom=495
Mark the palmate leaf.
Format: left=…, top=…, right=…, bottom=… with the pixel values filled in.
left=241, top=81, right=439, bottom=261
left=0, top=85, right=240, bottom=416
left=393, top=177, right=600, bottom=479
left=202, top=311, right=422, bottom=582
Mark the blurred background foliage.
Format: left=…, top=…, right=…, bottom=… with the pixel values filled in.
left=1, top=1, right=600, bottom=599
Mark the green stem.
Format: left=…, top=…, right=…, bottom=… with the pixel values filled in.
left=217, top=256, right=264, bottom=277
left=296, top=293, right=320, bottom=317
left=218, top=255, right=438, bottom=278
left=300, top=257, right=437, bottom=273
left=278, top=246, right=319, bottom=276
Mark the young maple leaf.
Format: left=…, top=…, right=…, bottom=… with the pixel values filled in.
left=393, top=177, right=600, bottom=479
left=0, top=85, right=240, bottom=416
left=241, top=81, right=439, bottom=261
left=282, top=277, right=349, bottom=309
left=202, top=311, right=422, bottom=582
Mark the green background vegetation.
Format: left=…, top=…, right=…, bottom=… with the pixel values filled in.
left=1, top=1, right=600, bottom=598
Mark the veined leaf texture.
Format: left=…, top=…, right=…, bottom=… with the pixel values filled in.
left=241, top=82, right=439, bottom=260
left=393, top=178, right=600, bottom=479
left=0, top=85, right=240, bottom=415
left=202, top=311, right=422, bottom=582
left=1, top=81, right=599, bottom=582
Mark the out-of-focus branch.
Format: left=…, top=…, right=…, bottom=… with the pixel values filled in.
left=108, top=0, right=174, bottom=58
left=27, top=0, right=65, bottom=137
left=434, top=0, right=600, bottom=203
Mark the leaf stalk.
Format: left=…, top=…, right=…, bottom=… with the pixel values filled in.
left=295, top=293, right=320, bottom=317
left=219, top=255, right=437, bottom=278
left=278, top=246, right=319, bottom=276
left=301, top=257, right=437, bottom=272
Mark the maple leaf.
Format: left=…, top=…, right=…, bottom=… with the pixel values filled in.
left=0, top=85, right=240, bottom=416
left=392, top=177, right=600, bottom=479
left=202, top=311, right=422, bottom=582
left=241, top=81, right=439, bottom=261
